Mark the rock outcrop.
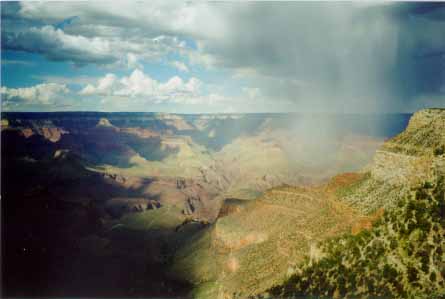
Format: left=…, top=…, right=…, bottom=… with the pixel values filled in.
left=97, top=117, right=114, bottom=127
left=382, top=108, right=445, bottom=156
left=340, top=109, right=445, bottom=213
left=40, top=127, right=67, bottom=142
left=105, top=197, right=161, bottom=218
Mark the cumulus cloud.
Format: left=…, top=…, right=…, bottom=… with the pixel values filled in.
left=79, top=69, right=204, bottom=104
left=80, top=73, right=117, bottom=95
left=1, top=83, right=69, bottom=105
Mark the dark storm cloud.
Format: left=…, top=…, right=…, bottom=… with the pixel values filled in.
left=2, top=27, right=117, bottom=65
left=195, top=2, right=445, bottom=111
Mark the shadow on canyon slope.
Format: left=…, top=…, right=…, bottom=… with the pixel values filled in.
left=1, top=131, right=197, bottom=298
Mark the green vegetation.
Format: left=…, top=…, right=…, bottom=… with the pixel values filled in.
left=170, top=228, right=220, bottom=284
left=171, top=186, right=361, bottom=299
left=335, top=172, right=371, bottom=198
left=120, top=205, right=184, bottom=231
left=266, top=177, right=445, bottom=299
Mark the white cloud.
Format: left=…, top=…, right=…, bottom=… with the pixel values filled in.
left=1, top=83, right=69, bottom=104
left=98, top=73, right=118, bottom=93
left=79, top=69, right=205, bottom=104
left=126, top=53, right=142, bottom=69
left=116, top=69, right=157, bottom=97
left=80, top=73, right=116, bottom=95
left=79, top=84, right=97, bottom=96
left=170, top=61, right=189, bottom=72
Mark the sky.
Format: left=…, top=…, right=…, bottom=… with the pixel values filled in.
left=1, top=1, right=445, bottom=113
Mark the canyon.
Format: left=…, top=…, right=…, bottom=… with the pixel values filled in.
left=4, top=110, right=441, bottom=298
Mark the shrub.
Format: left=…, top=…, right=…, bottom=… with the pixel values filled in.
left=266, top=176, right=445, bottom=299
left=434, top=146, right=444, bottom=156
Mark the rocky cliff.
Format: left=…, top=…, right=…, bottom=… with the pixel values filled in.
left=264, top=109, right=445, bottom=299
left=340, top=108, right=445, bottom=213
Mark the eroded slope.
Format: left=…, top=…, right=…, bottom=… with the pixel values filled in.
left=171, top=181, right=370, bottom=298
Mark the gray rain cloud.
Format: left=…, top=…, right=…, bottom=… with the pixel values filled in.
left=198, top=2, right=445, bottom=112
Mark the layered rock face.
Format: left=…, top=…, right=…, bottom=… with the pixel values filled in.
left=342, top=109, right=445, bottom=213
left=382, top=108, right=445, bottom=155
left=265, top=111, right=445, bottom=298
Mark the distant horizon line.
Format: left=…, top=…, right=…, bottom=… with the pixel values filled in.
left=1, top=110, right=420, bottom=115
